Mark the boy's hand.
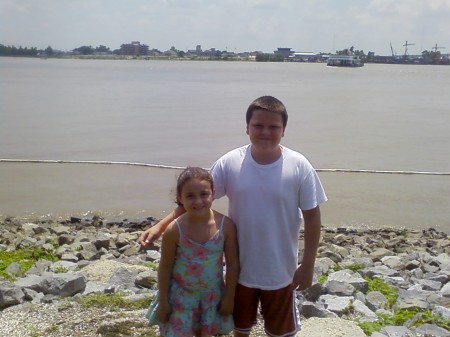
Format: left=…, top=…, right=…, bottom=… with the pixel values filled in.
left=138, top=227, right=162, bottom=249
left=292, top=262, right=314, bottom=291
left=157, top=301, right=172, bottom=323
left=218, top=295, right=234, bottom=316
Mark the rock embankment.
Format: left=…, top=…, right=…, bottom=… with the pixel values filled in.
left=0, top=216, right=449, bottom=337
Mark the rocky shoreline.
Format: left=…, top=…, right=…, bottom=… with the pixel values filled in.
left=0, top=216, right=449, bottom=337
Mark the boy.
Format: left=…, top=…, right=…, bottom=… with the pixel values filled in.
left=140, top=96, right=327, bottom=337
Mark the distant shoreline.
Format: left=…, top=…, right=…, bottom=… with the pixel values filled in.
left=2, top=213, right=449, bottom=235
left=2, top=54, right=450, bottom=65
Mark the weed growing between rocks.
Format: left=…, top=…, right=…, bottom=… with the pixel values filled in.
left=0, top=247, right=58, bottom=281
left=97, top=321, right=158, bottom=337
left=332, top=263, right=366, bottom=273
left=356, top=278, right=450, bottom=335
left=77, top=292, right=151, bottom=310
left=365, top=276, right=398, bottom=307
left=359, top=308, right=450, bottom=335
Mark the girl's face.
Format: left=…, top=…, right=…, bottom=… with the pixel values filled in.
left=177, top=178, right=213, bottom=216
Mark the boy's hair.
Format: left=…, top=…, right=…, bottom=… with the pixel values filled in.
left=246, top=95, right=288, bottom=128
left=175, top=167, right=214, bottom=206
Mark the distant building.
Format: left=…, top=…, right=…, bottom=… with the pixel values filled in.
left=274, top=47, right=294, bottom=59
left=187, top=45, right=203, bottom=56
left=290, top=52, right=318, bottom=62
left=119, top=41, right=149, bottom=56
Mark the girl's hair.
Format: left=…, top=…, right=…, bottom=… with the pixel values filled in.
left=175, top=167, right=214, bottom=206
left=246, top=95, right=288, bottom=128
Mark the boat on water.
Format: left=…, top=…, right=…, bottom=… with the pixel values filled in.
left=327, top=54, right=364, bottom=67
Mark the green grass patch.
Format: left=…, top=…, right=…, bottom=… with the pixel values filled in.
left=331, top=263, right=365, bottom=273
left=359, top=308, right=450, bottom=336
left=76, top=292, right=151, bottom=311
left=142, top=262, right=158, bottom=271
left=364, top=277, right=398, bottom=308
left=318, top=274, right=328, bottom=285
left=97, top=321, right=158, bottom=337
left=0, top=247, right=59, bottom=281
left=416, top=309, right=450, bottom=331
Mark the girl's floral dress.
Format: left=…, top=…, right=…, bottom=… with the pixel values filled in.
left=147, top=217, right=233, bottom=337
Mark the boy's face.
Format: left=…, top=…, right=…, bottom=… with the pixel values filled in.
left=246, top=109, right=285, bottom=151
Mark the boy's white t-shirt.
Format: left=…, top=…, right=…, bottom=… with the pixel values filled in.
left=210, top=144, right=327, bottom=290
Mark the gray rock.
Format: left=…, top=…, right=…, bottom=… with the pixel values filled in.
left=366, top=291, right=389, bottom=311
left=394, top=289, right=431, bottom=310
left=135, top=270, right=158, bottom=288
left=49, top=261, right=79, bottom=272
left=415, top=278, right=442, bottom=291
left=14, top=274, right=48, bottom=293
left=440, top=282, right=450, bottom=298
left=353, top=299, right=378, bottom=322
left=300, top=301, right=338, bottom=318
left=41, top=272, right=87, bottom=297
left=370, top=248, right=393, bottom=261
left=318, top=294, right=353, bottom=315
left=108, top=266, right=140, bottom=290
left=324, top=279, right=355, bottom=296
left=145, top=250, right=161, bottom=261
left=5, top=262, right=23, bottom=278
left=326, top=270, right=368, bottom=292
left=381, top=256, right=406, bottom=270
left=361, top=265, right=400, bottom=278
left=81, top=281, right=109, bottom=295
left=0, top=281, right=26, bottom=309
left=433, top=305, right=450, bottom=320
left=380, top=325, right=413, bottom=337
left=413, top=323, right=450, bottom=336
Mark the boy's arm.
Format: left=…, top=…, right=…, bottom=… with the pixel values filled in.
left=292, top=205, right=322, bottom=290
left=138, top=206, right=185, bottom=248
left=156, top=222, right=178, bottom=323
left=219, top=217, right=240, bottom=316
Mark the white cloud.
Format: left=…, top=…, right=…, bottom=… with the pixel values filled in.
left=0, top=0, right=448, bottom=55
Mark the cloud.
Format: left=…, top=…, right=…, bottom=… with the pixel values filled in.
left=0, top=0, right=448, bottom=54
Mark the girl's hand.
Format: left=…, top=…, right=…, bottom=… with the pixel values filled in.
left=157, top=301, right=172, bottom=323
left=218, top=295, right=234, bottom=316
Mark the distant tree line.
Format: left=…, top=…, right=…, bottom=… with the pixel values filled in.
left=421, top=50, right=446, bottom=64
left=0, top=44, right=39, bottom=56
left=336, top=46, right=367, bottom=58
left=255, top=53, right=284, bottom=62
left=72, top=45, right=111, bottom=55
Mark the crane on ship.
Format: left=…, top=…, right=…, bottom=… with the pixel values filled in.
left=403, top=40, right=415, bottom=57
left=390, top=42, right=396, bottom=57
left=432, top=43, right=445, bottom=53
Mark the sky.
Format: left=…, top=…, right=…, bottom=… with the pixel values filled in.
left=1, top=0, right=449, bottom=56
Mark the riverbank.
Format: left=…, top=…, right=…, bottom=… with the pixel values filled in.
left=0, top=215, right=449, bottom=336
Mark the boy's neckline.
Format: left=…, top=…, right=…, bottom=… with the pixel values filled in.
left=249, top=144, right=283, bottom=165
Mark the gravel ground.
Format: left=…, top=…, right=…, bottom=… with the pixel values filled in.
left=0, top=301, right=157, bottom=337
left=0, top=261, right=367, bottom=337
left=0, top=302, right=366, bottom=337
left=297, top=317, right=367, bottom=337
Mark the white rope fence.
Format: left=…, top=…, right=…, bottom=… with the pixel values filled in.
left=1, top=159, right=450, bottom=176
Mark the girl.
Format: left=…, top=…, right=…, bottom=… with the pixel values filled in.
left=147, top=167, right=239, bottom=337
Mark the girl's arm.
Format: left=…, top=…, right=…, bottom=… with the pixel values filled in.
left=219, top=217, right=240, bottom=316
left=156, top=222, right=179, bottom=323
left=139, top=206, right=185, bottom=248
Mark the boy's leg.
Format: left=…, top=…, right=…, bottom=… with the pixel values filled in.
left=233, top=284, right=259, bottom=336
left=260, top=285, right=300, bottom=337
